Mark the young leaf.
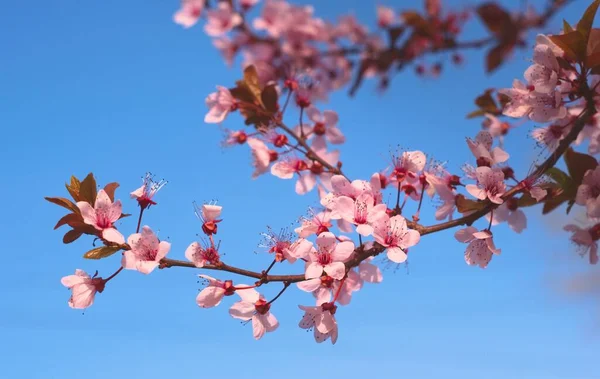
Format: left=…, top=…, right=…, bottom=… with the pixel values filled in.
left=564, top=147, right=598, bottom=185
left=83, top=246, right=122, bottom=260
left=476, top=3, right=512, bottom=37
left=542, top=190, right=570, bottom=214
left=79, top=173, right=98, bottom=205
left=63, top=229, right=83, bottom=244
left=486, top=43, right=512, bottom=73
left=261, top=84, right=279, bottom=113
left=45, top=197, right=80, bottom=214
left=550, top=31, right=586, bottom=61
left=455, top=194, right=487, bottom=213
left=103, top=182, right=120, bottom=202
left=577, top=0, right=600, bottom=45
left=545, top=167, right=571, bottom=188
left=66, top=175, right=82, bottom=202
left=563, top=19, right=573, bottom=33
left=54, top=213, right=81, bottom=230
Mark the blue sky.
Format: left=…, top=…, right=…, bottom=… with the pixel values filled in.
left=2, top=1, right=599, bottom=378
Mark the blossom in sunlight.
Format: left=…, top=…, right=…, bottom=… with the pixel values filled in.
left=455, top=227, right=501, bottom=269
left=185, top=240, right=221, bottom=267
left=466, top=166, right=506, bottom=204
left=130, top=172, right=167, bottom=210
left=205, top=86, right=236, bottom=124
left=123, top=226, right=171, bottom=274
left=77, top=189, right=124, bottom=244
left=298, top=303, right=338, bottom=344
left=305, top=232, right=354, bottom=280
left=196, top=275, right=235, bottom=308
left=194, top=202, right=223, bottom=236
left=204, top=3, right=243, bottom=36
left=373, top=215, right=420, bottom=263
left=564, top=224, right=599, bottom=265
left=466, top=130, right=509, bottom=166
left=173, top=0, right=205, bottom=28
left=229, top=288, right=278, bottom=340
left=61, top=269, right=105, bottom=309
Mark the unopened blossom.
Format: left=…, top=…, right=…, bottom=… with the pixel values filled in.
left=229, top=288, right=278, bottom=340
left=466, top=166, right=506, bottom=204
left=61, top=269, right=105, bottom=309
left=305, top=232, right=354, bottom=280
left=485, top=198, right=527, bottom=233
left=303, top=107, right=345, bottom=145
left=194, top=202, right=222, bottom=235
left=466, top=131, right=509, bottom=166
left=377, top=6, right=395, bottom=28
left=123, top=226, right=171, bottom=274
left=173, top=0, right=205, bottom=28
left=576, top=166, right=600, bottom=219
left=204, top=3, right=243, bottom=36
left=298, top=303, right=338, bottom=344
left=564, top=224, right=599, bottom=265
left=196, top=275, right=235, bottom=308
left=390, top=150, right=426, bottom=184
left=332, top=193, right=387, bottom=236
left=524, top=43, right=560, bottom=94
left=295, top=210, right=332, bottom=237
left=373, top=215, right=420, bottom=263
left=455, top=227, right=501, bottom=269
left=260, top=227, right=313, bottom=263
left=205, top=86, right=235, bottom=124
left=185, top=241, right=220, bottom=267
left=247, top=138, right=272, bottom=178
left=130, top=173, right=167, bottom=210
left=77, top=189, right=124, bottom=244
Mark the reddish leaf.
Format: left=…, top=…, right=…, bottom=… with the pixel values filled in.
left=83, top=246, right=121, bottom=260
left=45, top=197, right=80, bottom=214
left=550, top=31, right=586, bottom=61
left=387, top=26, right=405, bottom=45
left=577, top=0, right=600, bottom=45
left=103, top=182, right=119, bottom=202
left=564, top=147, right=598, bottom=185
left=54, top=213, right=81, bottom=230
left=563, top=19, right=573, bottom=33
left=476, top=3, right=512, bottom=37
left=66, top=175, right=81, bottom=202
left=79, top=173, right=98, bottom=205
left=542, top=190, right=570, bottom=214
left=63, top=230, right=83, bottom=244
left=401, top=11, right=432, bottom=36
left=586, top=51, right=600, bottom=69
left=260, top=84, right=279, bottom=113
left=455, top=194, right=487, bottom=213
left=486, top=43, right=512, bottom=73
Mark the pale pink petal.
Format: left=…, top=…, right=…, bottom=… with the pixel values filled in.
left=263, top=312, right=279, bottom=332
left=305, top=262, right=324, bottom=279
left=77, top=201, right=98, bottom=228
left=136, top=261, right=159, bottom=275
left=324, top=262, right=346, bottom=280
left=355, top=223, right=374, bottom=236
left=197, top=287, right=226, bottom=308
left=61, top=274, right=87, bottom=288
left=252, top=315, right=267, bottom=340
left=454, top=226, right=478, bottom=242
left=229, top=301, right=255, bottom=320
left=466, top=184, right=486, bottom=200
left=332, top=240, right=355, bottom=262
left=102, top=228, right=125, bottom=244
left=202, top=204, right=222, bottom=221
left=122, top=251, right=137, bottom=270
left=508, top=209, right=527, bottom=233
left=156, top=241, right=171, bottom=261
left=295, top=174, right=317, bottom=194
left=236, top=287, right=260, bottom=303
left=297, top=278, right=322, bottom=292
left=386, top=247, right=407, bottom=263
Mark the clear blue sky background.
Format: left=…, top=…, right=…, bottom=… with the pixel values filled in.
left=2, top=1, right=599, bottom=378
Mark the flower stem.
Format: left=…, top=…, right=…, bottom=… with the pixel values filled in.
left=136, top=208, right=145, bottom=234
left=104, top=266, right=123, bottom=283
left=267, top=282, right=290, bottom=305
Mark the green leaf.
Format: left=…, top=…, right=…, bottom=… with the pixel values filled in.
left=550, top=31, right=586, bottom=61
left=563, top=19, right=574, bottom=33
left=103, top=182, right=119, bottom=202
left=577, top=0, right=600, bottom=45
left=83, top=246, right=122, bottom=260
left=63, top=229, right=83, bottom=244
left=564, top=147, right=598, bottom=185
left=54, top=213, right=81, bottom=230
left=79, top=173, right=98, bottom=205
left=45, top=197, right=80, bottom=214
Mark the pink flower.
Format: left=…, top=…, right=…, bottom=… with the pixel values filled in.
left=305, top=232, right=355, bottom=280
left=467, top=131, right=509, bottom=166
left=304, top=106, right=345, bottom=145
left=390, top=150, right=426, bottom=184
left=204, top=3, right=242, bottom=36
left=321, top=174, right=381, bottom=208
left=260, top=227, right=313, bottom=263
left=575, top=166, right=600, bottom=219
left=485, top=114, right=514, bottom=143
left=173, top=0, right=205, bottom=28
left=499, top=80, right=566, bottom=122
left=531, top=122, right=571, bottom=151
left=61, top=269, right=105, bottom=309
left=427, top=175, right=457, bottom=220
left=229, top=288, right=278, bottom=340
left=466, top=166, right=506, bottom=204
left=294, top=140, right=339, bottom=195
left=298, top=303, right=338, bottom=344
left=373, top=215, right=421, bottom=263
left=332, top=193, right=387, bottom=236
left=123, top=226, right=171, bottom=274
left=246, top=138, right=272, bottom=178
left=564, top=224, right=599, bottom=265
left=240, top=0, right=260, bottom=10
left=455, top=227, right=501, bottom=269
left=205, top=86, right=235, bottom=124
left=358, top=257, right=383, bottom=283
left=185, top=241, right=220, bottom=267
left=196, top=275, right=234, bottom=308
left=524, top=44, right=560, bottom=94
left=271, top=157, right=308, bottom=179
left=295, top=210, right=333, bottom=237
left=485, top=198, right=527, bottom=233
left=194, top=202, right=222, bottom=236
left=253, top=0, right=290, bottom=38
left=297, top=275, right=336, bottom=305
left=77, top=189, right=124, bottom=244
left=377, top=6, right=395, bottom=27
left=130, top=172, right=167, bottom=210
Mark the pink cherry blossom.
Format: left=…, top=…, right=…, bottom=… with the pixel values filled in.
left=295, top=210, right=332, bottom=237
left=485, top=114, right=514, bottom=143
left=390, top=150, right=426, bottom=184
left=305, top=232, right=354, bottom=280
left=297, top=275, right=335, bottom=305
left=304, top=106, right=345, bottom=145
left=298, top=303, right=338, bottom=344
left=77, top=189, right=124, bottom=244
left=535, top=34, right=563, bottom=57
left=252, top=0, right=291, bottom=38
left=173, top=0, right=205, bottom=28
left=321, top=174, right=381, bottom=208
left=332, top=193, right=387, bottom=236
left=196, top=275, right=234, bottom=308
left=485, top=198, right=527, bottom=233
left=123, top=226, right=171, bottom=274
left=185, top=241, right=220, bottom=267
left=466, top=130, right=509, bottom=166
left=205, top=86, right=236, bottom=124
left=524, top=43, right=560, bottom=94
left=130, top=172, right=167, bottom=210
left=427, top=175, right=457, bottom=220
left=377, top=6, right=395, bottom=28
left=61, top=269, right=105, bottom=309
left=575, top=166, right=600, bottom=219
left=564, top=224, right=599, bottom=265
left=194, top=202, right=222, bottom=235
left=373, top=215, right=421, bottom=263
left=454, top=227, right=501, bottom=268
left=204, top=3, right=243, bottom=36
left=271, top=157, right=308, bottom=179
left=246, top=137, right=272, bottom=178
left=260, top=227, right=313, bottom=263
left=466, top=166, right=506, bottom=204
left=499, top=79, right=566, bottom=122
left=294, top=140, right=339, bottom=195
left=358, top=257, right=383, bottom=283
left=332, top=270, right=362, bottom=305
left=229, top=288, right=279, bottom=340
